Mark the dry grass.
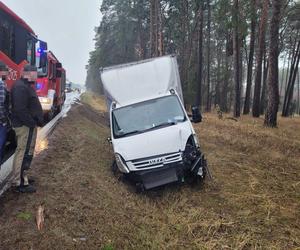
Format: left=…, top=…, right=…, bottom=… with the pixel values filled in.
left=81, top=91, right=107, bottom=113
left=193, top=113, right=300, bottom=249
left=0, top=93, right=299, bottom=250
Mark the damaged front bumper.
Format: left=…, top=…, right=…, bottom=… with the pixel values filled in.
left=126, top=153, right=207, bottom=190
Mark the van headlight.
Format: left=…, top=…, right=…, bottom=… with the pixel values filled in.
left=115, top=153, right=129, bottom=173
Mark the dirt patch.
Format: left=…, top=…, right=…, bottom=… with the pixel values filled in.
left=0, top=95, right=299, bottom=249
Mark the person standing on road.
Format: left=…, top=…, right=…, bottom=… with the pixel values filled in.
left=11, top=65, right=44, bottom=193
left=0, top=61, right=9, bottom=164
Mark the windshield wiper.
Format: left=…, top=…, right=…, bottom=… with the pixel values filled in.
left=145, top=121, right=177, bottom=132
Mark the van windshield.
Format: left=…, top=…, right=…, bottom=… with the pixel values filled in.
left=112, top=95, right=186, bottom=138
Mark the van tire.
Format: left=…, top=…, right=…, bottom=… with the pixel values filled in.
left=111, top=161, right=124, bottom=181
left=111, top=161, right=118, bottom=175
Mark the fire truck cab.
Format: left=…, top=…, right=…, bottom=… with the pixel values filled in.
left=36, top=51, right=66, bottom=121
left=0, top=1, right=47, bottom=195
left=0, top=1, right=47, bottom=90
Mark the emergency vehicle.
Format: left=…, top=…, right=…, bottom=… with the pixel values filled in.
left=0, top=1, right=47, bottom=90
left=36, top=51, right=66, bottom=121
left=0, top=1, right=46, bottom=195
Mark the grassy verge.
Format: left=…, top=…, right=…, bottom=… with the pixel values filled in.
left=0, top=93, right=299, bottom=249
left=81, top=91, right=107, bottom=112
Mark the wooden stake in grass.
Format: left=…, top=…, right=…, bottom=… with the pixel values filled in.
left=36, top=204, right=45, bottom=231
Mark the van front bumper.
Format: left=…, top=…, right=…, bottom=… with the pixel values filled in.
left=126, top=154, right=206, bottom=190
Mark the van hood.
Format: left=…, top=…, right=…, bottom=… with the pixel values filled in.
left=113, top=121, right=192, bottom=161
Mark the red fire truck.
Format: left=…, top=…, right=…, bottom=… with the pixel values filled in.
left=0, top=1, right=47, bottom=193
left=0, top=1, right=47, bottom=90
left=36, top=51, right=66, bottom=121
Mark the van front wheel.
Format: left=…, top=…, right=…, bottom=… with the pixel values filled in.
left=111, top=161, right=118, bottom=175
left=111, top=161, right=123, bottom=181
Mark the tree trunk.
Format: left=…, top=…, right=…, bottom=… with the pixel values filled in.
left=243, top=0, right=257, bottom=114
left=264, top=0, right=283, bottom=127
left=206, top=0, right=211, bottom=112
left=150, top=0, right=157, bottom=57
left=253, top=0, right=269, bottom=117
left=239, top=38, right=244, bottom=110
left=215, top=41, right=222, bottom=107
left=157, top=1, right=164, bottom=56
left=150, top=0, right=164, bottom=57
left=297, top=71, right=300, bottom=114
left=178, top=0, right=190, bottom=103
left=136, top=1, right=146, bottom=60
left=233, top=0, right=241, bottom=117
left=260, top=53, right=269, bottom=114
left=284, top=44, right=293, bottom=94
left=221, top=36, right=231, bottom=112
left=282, top=41, right=300, bottom=117
left=195, top=2, right=204, bottom=108
left=279, top=52, right=287, bottom=98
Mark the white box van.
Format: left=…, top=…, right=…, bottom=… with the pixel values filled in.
left=101, top=55, right=207, bottom=191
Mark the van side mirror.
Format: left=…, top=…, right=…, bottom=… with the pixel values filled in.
left=191, top=105, right=202, bottom=123
left=107, top=137, right=112, bottom=143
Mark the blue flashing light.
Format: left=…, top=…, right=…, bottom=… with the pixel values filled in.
left=37, top=48, right=45, bottom=53
left=36, top=82, right=43, bottom=90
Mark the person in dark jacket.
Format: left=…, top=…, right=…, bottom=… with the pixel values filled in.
left=10, top=65, right=44, bottom=193
left=0, top=61, right=9, bottom=164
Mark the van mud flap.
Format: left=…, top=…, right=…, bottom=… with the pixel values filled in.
left=136, top=167, right=180, bottom=190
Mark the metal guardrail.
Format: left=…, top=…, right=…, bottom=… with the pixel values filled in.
left=0, top=92, right=80, bottom=196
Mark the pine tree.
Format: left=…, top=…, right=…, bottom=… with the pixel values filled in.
left=265, top=0, right=283, bottom=127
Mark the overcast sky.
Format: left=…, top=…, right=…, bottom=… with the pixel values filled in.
left=2, top=0, right=102, bottom=85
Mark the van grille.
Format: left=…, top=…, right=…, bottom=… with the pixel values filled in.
left=129, top=152, right=182, bottom=170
